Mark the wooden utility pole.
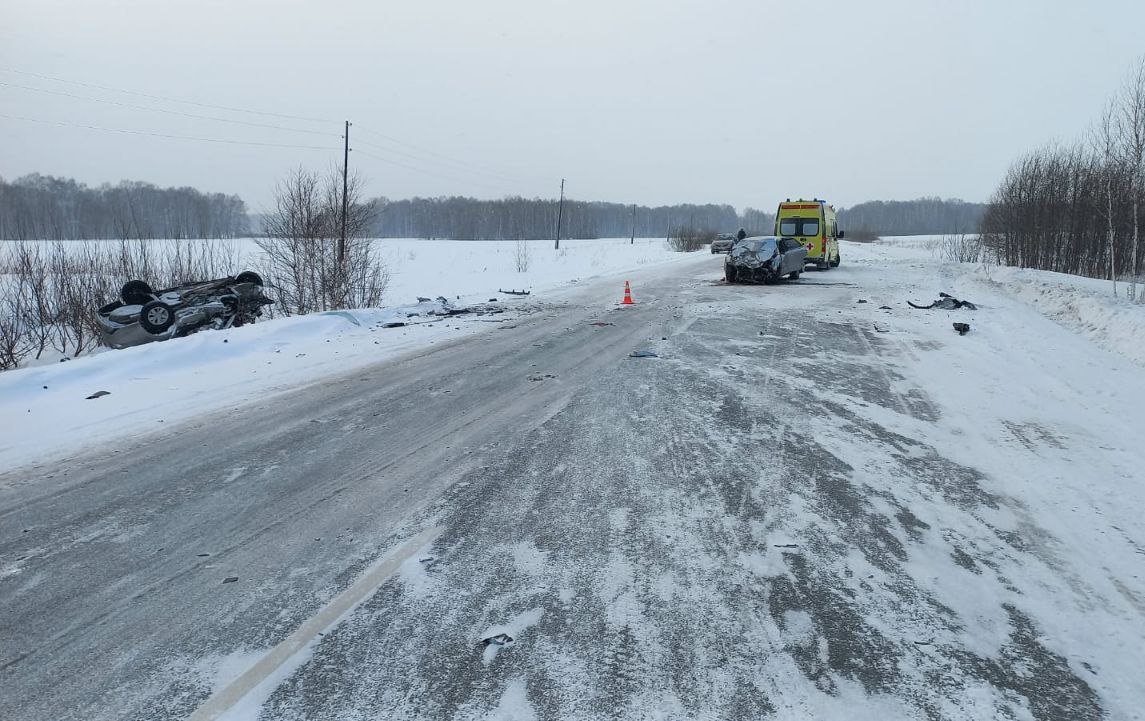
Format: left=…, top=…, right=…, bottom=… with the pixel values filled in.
left=630, top=203, right=636, bottom=244
left=555, top=178, right=565, bottom=250
left=339, top=120, right=350, bottom=268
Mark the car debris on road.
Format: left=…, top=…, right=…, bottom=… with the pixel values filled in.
left=481, top=633, right=514, bottom=646
left=908, top=292, right=978, bottom=310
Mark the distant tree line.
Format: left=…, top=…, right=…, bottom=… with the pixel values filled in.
left=837, top=198, right=985, bottom=237
left=0, top=174, right=249, bottom=240
left=980, top=57, right=1145, bottom=299
left=368, top=196, right=753, bottom=240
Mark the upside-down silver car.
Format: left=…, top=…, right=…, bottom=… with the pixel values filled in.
left=96, top=272, right=273, bottom=349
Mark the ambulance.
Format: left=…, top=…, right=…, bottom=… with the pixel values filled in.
left=774, top=199, right=842, bottom=270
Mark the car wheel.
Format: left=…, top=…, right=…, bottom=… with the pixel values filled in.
left=725, top=266, right=736, bottom=283
left=831, top=253, right=841, bottom=268
left=235, top=271, right=263, bottom=286
left=789, top=271, right=800, bottom=280
left=121, top=280, right=154, bottom=305
left=139, top=300, right=175, bottom=334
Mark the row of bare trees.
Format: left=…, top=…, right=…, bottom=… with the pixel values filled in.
left=368, top=196, right=745, bottom=240
left=838, top=198, right=985, bottom=236
left=0, top=175, right=249, bottom=240
left=981, top=58, right=1145, bottom=300
left=0, top=239, right=242, bottom=369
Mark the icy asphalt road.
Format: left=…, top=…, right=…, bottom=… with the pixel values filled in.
left=2, top=247, right=1144, bottom=720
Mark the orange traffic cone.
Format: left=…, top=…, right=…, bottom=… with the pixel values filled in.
left=622, top=280, right=635, bottom=305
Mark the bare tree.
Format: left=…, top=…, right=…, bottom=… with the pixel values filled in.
left=0, top=290, right=31, bottom=370
left=1119, top=56, right=1145, bottom=301
left=513, top=240, right=532, bottom=273
left=1093, top=100, right=1121, bottom=295
left=668, top=226, right=716, bottom=252
left=258, top=165, right=386, bottom=315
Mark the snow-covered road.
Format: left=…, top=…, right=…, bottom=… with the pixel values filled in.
left=2, top=241, right=1144, bottom=720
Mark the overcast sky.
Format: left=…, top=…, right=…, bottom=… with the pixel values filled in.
left=2, top=0, right=1144, bottom=212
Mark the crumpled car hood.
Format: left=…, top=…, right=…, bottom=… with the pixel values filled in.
left=728, top=238, right=779, bottom=268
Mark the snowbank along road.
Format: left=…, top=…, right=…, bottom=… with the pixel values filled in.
left=2, top=241, right=1144, bottom=720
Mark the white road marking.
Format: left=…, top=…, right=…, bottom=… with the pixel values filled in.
left=188, top=525, right=442, bottom=721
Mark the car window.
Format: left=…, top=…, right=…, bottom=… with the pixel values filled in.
left=779, top=218, right=819, bottom=237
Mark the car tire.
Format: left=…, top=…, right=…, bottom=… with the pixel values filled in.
left=139, top=300, right=175, bottom=334
left=235, top=271, right=263, bottom=286
left=789, top=271, right=800, bottom=280
left=121, top=280, right=154, bottom=305
left=725, top=266, right=736, bottom=283
left=831, top=253, right=841, bottom=268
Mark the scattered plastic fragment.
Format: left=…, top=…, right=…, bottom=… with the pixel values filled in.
left=482, top=633, right=514, bottom=646
left=953, top=322, right=971, bottom=336
left=222, top=576, right=239, bottom=584
left=85, top=390, right=111, bottom=400
left=909, top=292, right=977, bottom=310
left=628, top=350, right=659, bottom=358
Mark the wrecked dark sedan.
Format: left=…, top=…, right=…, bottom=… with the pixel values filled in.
left=724, top=236, right=808, bottom=283
left=96, top=272, right=273, bottom=349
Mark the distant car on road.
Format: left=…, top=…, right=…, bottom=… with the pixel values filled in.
left=724, top=236, right=808, bottom=283
left=96, top=272, right=273, bottom=349
left=710, top=233, right=737, bottom=254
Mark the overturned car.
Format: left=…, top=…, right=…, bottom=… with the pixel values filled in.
left=724, top=236, right=808, bottom=283
left=96, top=272, right=273, bottom=349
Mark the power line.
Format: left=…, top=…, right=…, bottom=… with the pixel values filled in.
left=0, top=66, right=334, bottom=123
left=0, top=112, right=340, bottom=150
left=352, top=147, right=515, bottom=192
left=352, top=136, right=530, bottom=185
left=0, top=81, right=342, bottom=138
left=354, top=125, right=542, bottom=184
